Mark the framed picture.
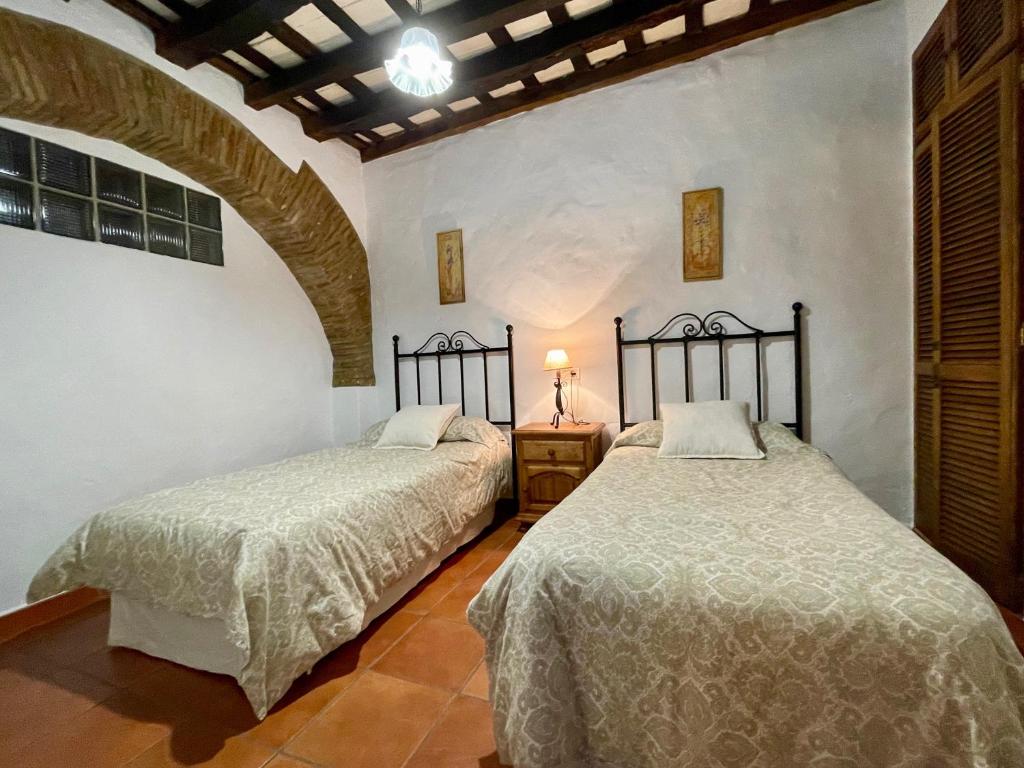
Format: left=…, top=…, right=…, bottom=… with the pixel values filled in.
left=436, top=229, right=465, bottom=305
left=682, top=187, right=723, bottom=281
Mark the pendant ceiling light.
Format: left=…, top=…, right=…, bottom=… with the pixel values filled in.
left=385, top=2, right=453, bottom=97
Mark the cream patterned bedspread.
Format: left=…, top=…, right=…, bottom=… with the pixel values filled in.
left=468, top=424, right=1024, bottom=767
left=30, top=437, right=510, bottom=718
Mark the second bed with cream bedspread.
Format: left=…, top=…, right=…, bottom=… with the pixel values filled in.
left=469, top=423, right=1024, bottom=767
left=30, top=428, right=510, bottom=718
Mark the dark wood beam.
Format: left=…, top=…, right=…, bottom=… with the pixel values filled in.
left=342, top=77, right=376, bottom=101
left=309, top=0, right=692, bottom=138
left=311, top=0, right=369, bottom=42
left=234, top=44, right=281, bottom=76
left=489, top=26, right=515, bottom=47
left=358, top=0, right=881, bottom=160
left=624, top=33, right=646, bottom=54
left=160, top=0, right=200, bottom=20
left=209, top=53, right=258, bottom=84
left=155, top=0, right=308, bottom=68
left=383, top=0, right=418, bottom=23
left=684, top=4, right=705, bottom=33
left=547, top=5, right=571, bottom=26
left=268, top=19, right=319, bottom=59
left=244, top=0, right=564, bottom=109
left=570, top=53, right=592, bottom=72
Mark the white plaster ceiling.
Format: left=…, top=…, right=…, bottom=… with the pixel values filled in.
left=488, top=82, right=526, bottom=99
left=565, top=0, right=612, bottom=19
left=705, top=0, right=751, bottom=26
left=409, top=108, right=443, bottom=124
left=448, top=96, right=482, bottom=112
left=284, top=5, right=349, bottom=52
left=643, top=16, right=686, bottom=45
left=447, top=33, right=495, bottom=61
left=334, top=0, right=402, bottom=35
left=248, top=32, right=304, bottom=67
left=316, top=82, right=355, bottom=105
left=506, top=11, right=553, bottom=42
left=535, top=59, right=575, bottom=84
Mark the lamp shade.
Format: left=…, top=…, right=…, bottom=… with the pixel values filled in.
left=385, top=27, right=453, bottom=97
left=543, top=349, right=572, bottom=371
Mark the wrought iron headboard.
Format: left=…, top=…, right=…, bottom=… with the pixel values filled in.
left=614, top=302, right=805, bottom=439
left=392, top=325, right=518, bottom=494
left=392, top=325, right=516, bottom=427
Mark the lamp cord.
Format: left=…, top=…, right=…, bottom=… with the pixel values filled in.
left=563, top=370, right=588, bottom=426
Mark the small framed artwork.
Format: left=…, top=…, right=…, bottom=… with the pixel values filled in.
left=682, top=187, right=723, bottom=281
left=437, top=228, right=465, bottom=305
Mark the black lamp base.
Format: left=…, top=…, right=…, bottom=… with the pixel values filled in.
left=550, top=375, right=565, bottom=428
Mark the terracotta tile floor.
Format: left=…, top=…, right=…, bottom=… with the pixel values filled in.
left=0, top=518, right=523, bottom=768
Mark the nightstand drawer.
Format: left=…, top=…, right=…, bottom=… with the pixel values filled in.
left=520, top=439, right=585, bottom=464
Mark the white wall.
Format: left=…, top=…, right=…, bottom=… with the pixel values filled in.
left=905, top=0, right=946, bottom=52
left=359, top=0, right=919, bottom=522
left=0, top=0, right=368, bottom=614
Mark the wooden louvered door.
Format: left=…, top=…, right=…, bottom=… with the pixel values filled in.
left=913, top=31, right=1022, bottom=609
left=950, top=0, right=1017, bottom=91
left=914, top=135, right=939, bottom=543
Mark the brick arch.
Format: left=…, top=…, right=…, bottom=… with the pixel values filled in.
left=0, top=8, right=373, bottom=386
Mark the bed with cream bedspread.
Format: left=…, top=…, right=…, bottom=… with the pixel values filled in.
left=29, top=432, right=510, bottom=718
left=468, top=423, right=1024, bottom=767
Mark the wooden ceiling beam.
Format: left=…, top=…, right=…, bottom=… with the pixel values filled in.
left=155, top=0, right=308, bottom=68
left=383, top=0, right=418, bottom=23
left=308, top=0, right=692, bottom=138
left=358, top=0, right=881, bottom=160
left=244, top=0, right=565, bottom=109
left=209, top=53, right=258, bottom=83
left=311, top=0, right=370, bottom=42
left=160, top=0, right=201, bottom=20
left=547, top=5, right=571, bottom=25
left=234, top=44, right=281, bottom=76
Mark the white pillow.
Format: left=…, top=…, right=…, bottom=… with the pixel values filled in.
left=657, top=401, right=764, bottom=460
left=375, top=404, right=461, bottom=451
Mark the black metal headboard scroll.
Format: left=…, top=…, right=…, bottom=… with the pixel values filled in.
left=391, top=325, right=516, bottom=428
left=614, top=303, right=805, bottom=439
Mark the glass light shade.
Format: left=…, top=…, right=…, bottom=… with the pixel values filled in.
left=544, top=349, right=572, bottom=371
left=385, top=27, right=454, bottom=97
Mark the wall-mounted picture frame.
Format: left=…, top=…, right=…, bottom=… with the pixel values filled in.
left=437, top=228, right=465, bottom=305
left=682, top=187, right=723, bottom=282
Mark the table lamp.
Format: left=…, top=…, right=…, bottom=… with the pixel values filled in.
left=544, top=349, right=572, bottom=428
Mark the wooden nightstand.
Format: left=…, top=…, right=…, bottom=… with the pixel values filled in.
left=513, top=421, right=605, bottom=524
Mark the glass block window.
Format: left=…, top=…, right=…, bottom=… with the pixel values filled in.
left=96, top=159, right=142, bottom=209
left=0, top=130, right=31, bottom=180
left=188, top=227, right=223, bottom=266
left=40, top=190, right=94, bottom=240
left=36, top=141, right=92, bottom=196
left=148, top=218, right=187, bottom=259
left=0, top=126, right=223, bottom=266
left=146, top=175, right=185, bottom=221
left=187, top=189, right=221, bottom=230
left=0, top=177, right=34, bottom=229
left=98, top=204, right=144, bottom=250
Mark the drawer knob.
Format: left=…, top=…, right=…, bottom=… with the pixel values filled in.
left=547, top=448, right=556, bottom=458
